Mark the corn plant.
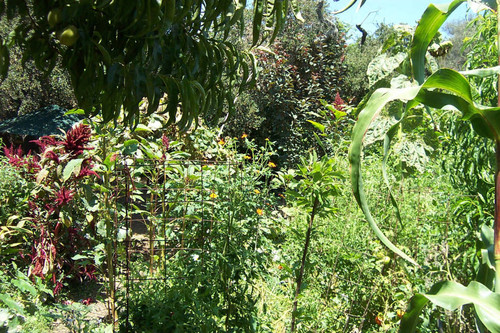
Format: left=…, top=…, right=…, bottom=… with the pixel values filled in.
left=341, top=0, right=500, bottom=331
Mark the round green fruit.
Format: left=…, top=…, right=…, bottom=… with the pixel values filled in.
left=47, top=8, right=62, bottom=28
left=382, top=256, right=391, bottom=265
left=59, top=25, right=79, bottom=47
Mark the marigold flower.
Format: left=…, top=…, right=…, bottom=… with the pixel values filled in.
left=218, top=138, right=225, bottom=145
left=209, top=192, right=218, bottom=199
left=396, top=309, right=404, bottom=319
left=254, top=189, right=260, bottom=194
left=256, top=208, right=263, bottom=216
left=278, top=265, right=283, bottom=270
left=241, top=133, right=248, bottom=139
left=268, top=161, right=277, bottom=168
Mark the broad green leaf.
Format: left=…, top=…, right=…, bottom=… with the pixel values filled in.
left=134, top=124, right=153, bottom=133
left=411, top=0, right=465, bottom=84
left=63, top=158, right=84, bottom=182
left=400, top=281, right=500, bottom=333
left=11, top=279, right=36, bottom=296
left=334, top=110, right=347, bottom=120
left=367, top=52, right=407, bottom=86
left=0, top=293, right=24, bottom=314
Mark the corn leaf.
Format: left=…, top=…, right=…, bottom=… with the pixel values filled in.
left=399, top=281, right=500, bottom=333
left=411, top=0, right=465, bottom=84
left=349, top=67, right=500, bottom=266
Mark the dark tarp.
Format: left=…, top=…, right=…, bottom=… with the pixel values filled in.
left=0, top=105, right=82, bottom=137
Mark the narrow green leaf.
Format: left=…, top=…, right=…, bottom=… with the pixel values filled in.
left=348, top=86, right=421, bottom=266
left=411, top=0, right=465, bottom=84
left=290, top=0, right=304, bottom=21
left=332, top=0, right=366, bottom=14
left=252, top=0, right=264, bottom=46
left=307, top=120, right=326, bottom=133
left=399, top=293, right=429, bottom=332
left=0, top=43, right=9, bottom=79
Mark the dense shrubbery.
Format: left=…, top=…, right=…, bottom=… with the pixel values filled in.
left=0, top=1, right=497, bottom=332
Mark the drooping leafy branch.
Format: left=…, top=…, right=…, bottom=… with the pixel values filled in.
left=0, top=0, right=302, bottom=127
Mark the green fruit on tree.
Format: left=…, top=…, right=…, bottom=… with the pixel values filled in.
left=47, top=8, right=62, bottom=28
left=58, top=25, right=79, bottom=47
left=382, top=256, right=391, bottom=265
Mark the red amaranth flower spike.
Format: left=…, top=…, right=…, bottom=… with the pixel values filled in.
left=333, top=92, right=346, bottom=113
left=4, top=145, right=25, bottom=168
left=62, top=123, right=93, bottom=157
left=55, top=187, right=74, bottom=207
left=31, top=136, right=61, bottom=152
left=77, top=159, right=99, bottom=179
left=43, top=150, right=60, bottom=164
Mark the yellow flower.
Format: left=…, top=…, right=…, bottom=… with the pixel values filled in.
left=241, top=133, right=248, bottom=139
left=268, top=161, right=277, bottom=168
left=244, top=155, right=251, bottom=160
left=209, top=192, right=218, bottom=199
left=256, top=208, right=263, bottom=216
left=254, top=189, right=260, bottom=194
left=265, top=138, right=269, bottom=141
left=218, top=138, right=225, bottom=145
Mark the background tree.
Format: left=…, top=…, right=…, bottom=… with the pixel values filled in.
left=437, top=19, right=473, bottom=70
left=0, top=16, right=75, bottom=121
left=224, top=0, right=351, bottom=167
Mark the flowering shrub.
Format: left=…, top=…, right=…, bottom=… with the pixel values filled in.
left=3, top=123, right=99, bottom=294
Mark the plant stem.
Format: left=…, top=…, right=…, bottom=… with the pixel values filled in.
left=291, top=196, right=320, bottom=332
left=102, top=137, right=117, bottom=328
left=495, top=2, right=500, bottom=293
left=495, top=141, right=500, bottom=293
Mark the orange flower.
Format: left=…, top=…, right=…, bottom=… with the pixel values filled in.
left=278, top=265, right=283, bottom=270
left=268, top=161, right=276, bottom=168
left=241, top=133, right=248, bottom=139
left=256, top=208, right=263, bottom=216
left=375, top=315, right=383, bottom=326
left=218, top=138, right=225, bottom=145
left=396, top=309, right=404, bottom=319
